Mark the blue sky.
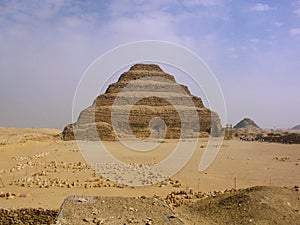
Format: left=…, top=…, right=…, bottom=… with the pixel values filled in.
left=0, top=0, right=299, bottom=129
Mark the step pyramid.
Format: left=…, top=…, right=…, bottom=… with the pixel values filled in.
left=62, top=64, right=222, bottom=141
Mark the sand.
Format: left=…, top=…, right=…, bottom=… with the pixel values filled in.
left=0, top=128, right=299, bottom=209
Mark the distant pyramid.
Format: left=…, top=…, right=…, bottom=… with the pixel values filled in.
left=291, top=124, right=300, bottom=130
left=62, top=64, right=222, bottom=141
left=234, top=118, right=261, bottom=129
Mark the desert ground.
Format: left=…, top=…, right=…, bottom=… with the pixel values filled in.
left=0, top=127, right=299, bottom=212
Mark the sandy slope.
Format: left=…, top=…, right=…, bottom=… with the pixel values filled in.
left=0, top=128, right=299, bottom=210
left=0, top=127, right=60, bottom=145
left=178, top=186, right=300, bottom=225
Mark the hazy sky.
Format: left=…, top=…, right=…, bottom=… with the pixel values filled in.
left=0, top=0, right=299, bottom=129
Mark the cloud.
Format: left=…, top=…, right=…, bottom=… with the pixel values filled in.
left=274, top=22, right=284, bottom=27
left=182, top=0, right=225, bottom=7
left=0, top=0, right=72, bottom=22
left=292, top=0, right=300, bottom=16
left=251, top=3, right=273, bottom=12
left=293, top=0, right=300, bottom=7
left=290, top=28, right=300, bottom=35
left=294, top=8, right=300, bottom=16
left=108, top=0, right=177, bottom=17
left=249, top=38, right=259, bottom=44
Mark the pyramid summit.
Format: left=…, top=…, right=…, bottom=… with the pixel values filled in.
left=234, top=118, right=261, bottom=129
left=62, top=64, right=222, bottom=141
left=292, top=124, right=300, bottom=130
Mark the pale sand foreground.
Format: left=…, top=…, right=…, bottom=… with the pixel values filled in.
left=0, top=128, right=299, bottom=209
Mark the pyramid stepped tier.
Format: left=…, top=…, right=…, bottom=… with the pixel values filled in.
left=94, top=93, right=204, bottom=107
left=62, top=64, right=222, bottom=141
left=105, top=80, right=191, bottom=95
left=117, top=71, right=175, bottom=83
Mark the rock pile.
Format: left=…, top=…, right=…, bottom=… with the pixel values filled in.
left=12, top=152, right=50, bottom=161
left=62, top=64, right=222, bottom=141
left=166, top=188, right=240, bottom=207
left=9, top=160, right=113, bottom=189
left=11, top=175, right=114, bottom=189
left=0, top=191, right=30, bottom=199
left=273, top=156, right=290, bottom=162
left=256, top=132, right=300, bottom=144
left=56, top=195, right=182, bottom=224
left=0, top=152, right=50, bottom=174
left=93, top=162, right=182, bottom=186
left=178, top=186, right=300, bottom=225
left=0, top=208, right=58, bottom=225
left=0, top=161, right=44, bottom=174
left=9, top=160, right=182, bottom=189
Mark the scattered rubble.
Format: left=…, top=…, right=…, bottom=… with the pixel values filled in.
left=0, top=208, right=58, bottom=225
left=0, top=191, right=30, bottom=199
left=166, top=188, right=240, bottom=207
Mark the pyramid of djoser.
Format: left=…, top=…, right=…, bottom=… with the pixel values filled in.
left=62, top=64, right=222, bottom=141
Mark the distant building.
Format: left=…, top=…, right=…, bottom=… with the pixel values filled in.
left=224, top=124, right=233, bottom=140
